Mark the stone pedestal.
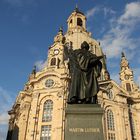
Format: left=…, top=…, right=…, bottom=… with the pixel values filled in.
left=65, top=104, right=104, bottom=140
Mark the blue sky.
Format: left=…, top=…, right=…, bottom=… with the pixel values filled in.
left=0, top=0, right=140, bottom=139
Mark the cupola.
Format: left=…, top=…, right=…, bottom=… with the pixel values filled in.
left=67, top=6, right=86, bottom=32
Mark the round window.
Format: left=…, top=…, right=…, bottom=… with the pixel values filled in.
left=45, top=79, right=54, bottom=87
left=125, top=75, right=130, bottom=80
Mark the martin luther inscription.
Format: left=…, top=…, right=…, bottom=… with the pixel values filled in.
left=69, top=128, right=100, bottom=133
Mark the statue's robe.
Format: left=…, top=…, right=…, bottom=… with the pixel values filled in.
left=67, top=49, right=102, bottom=102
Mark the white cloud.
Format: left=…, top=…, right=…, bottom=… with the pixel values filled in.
left=0, top=113, right=9, bottom=125
left=99, top=2, right=140, bottom=59
left=103, top=7, right=116, bottom=17
left=86, top=6, right=116, bottom=19
left=133, top=68, right=140, bottom=87
left=86, top=7, right=99, bottom=19
left=0, top=124, right=8, bottom=140
left=118, top=2, right=140, bottom=25
left=35, top=60, right=47, bottom=71
left=0, top=86, right=14, bottom=140
left=0, top=86, right=14, bottom=124
left=0, top=87, right=14, bottom=113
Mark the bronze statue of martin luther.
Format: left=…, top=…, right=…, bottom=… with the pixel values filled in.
left=64, top=41, right=103, bottom=104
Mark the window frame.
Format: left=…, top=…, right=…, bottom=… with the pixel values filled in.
left=40, top=125, right=51, bottom=140
left=42, top=100, right=53, bottom=122
left=106, top=109, right=116, bottom=140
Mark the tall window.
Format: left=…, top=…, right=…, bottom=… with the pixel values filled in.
left=126, top=83, right=131, bottom=92
left=107, top=109, right=115, bottom=140
left=108, top=133, right=115, bottom=140
left=69, top=19, right=72, bottom=27
left=50, top=58, right=56, bottom=66
left=40, top=125, right=51, bottom=140
left=42, top=100, right=53, bottom=122
left=77, top=18, right=83, bottom=26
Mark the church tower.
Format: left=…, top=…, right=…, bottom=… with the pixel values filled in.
left=120, top=52, right=139, bottom=93
left=7, top=7, right=140, bottom=140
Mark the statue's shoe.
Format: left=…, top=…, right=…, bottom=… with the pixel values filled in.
left=67, top=97, right=77, bottom=104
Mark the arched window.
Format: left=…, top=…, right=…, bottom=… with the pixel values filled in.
left=50, top=58, right=56, bottom=66
left=41, top=125, right=51, bottom=140
left=77, top=18, right=83, bottom=26
left=107, top=110, right=115, bottom=130
left=107, top=109, right=116, bottom=140
left=42, top=100, right=53, bottom=122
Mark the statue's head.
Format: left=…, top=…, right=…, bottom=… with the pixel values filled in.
left=81, top=41, right=89, bottom=50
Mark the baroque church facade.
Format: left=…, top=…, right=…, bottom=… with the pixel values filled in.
left=7, top=8, right=140, bottom=140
